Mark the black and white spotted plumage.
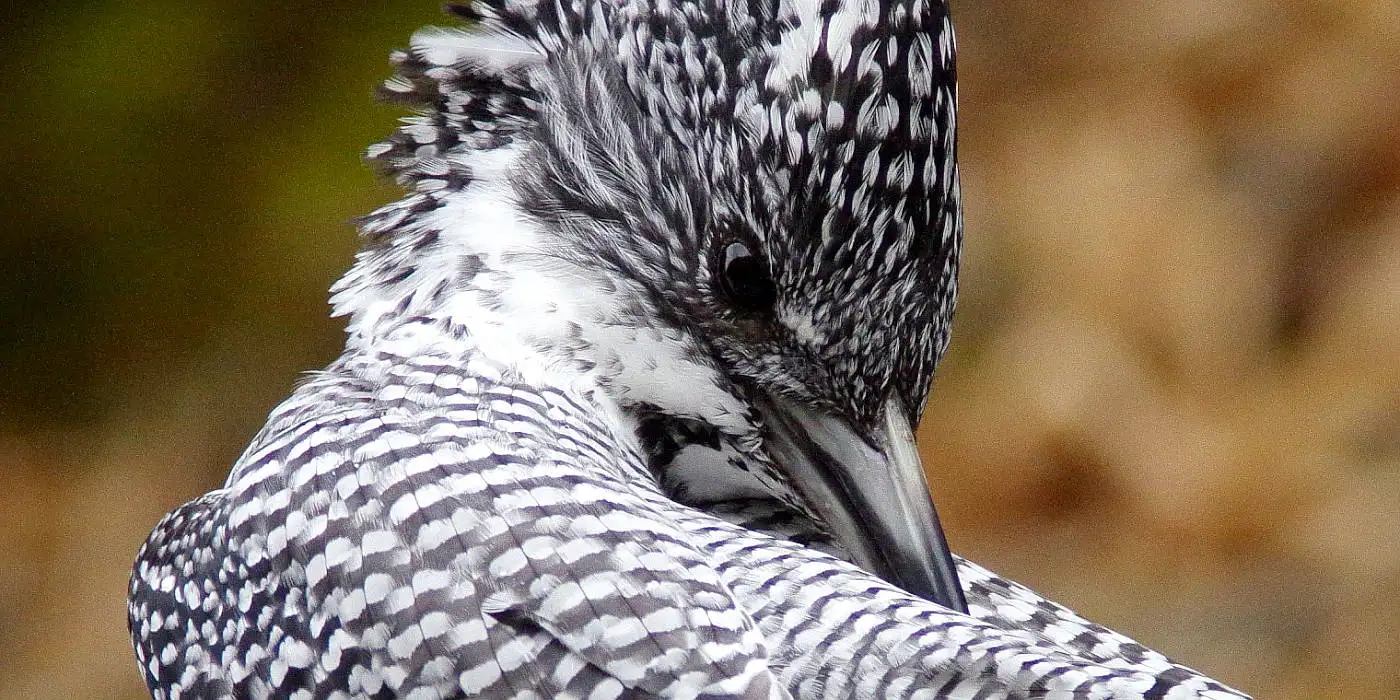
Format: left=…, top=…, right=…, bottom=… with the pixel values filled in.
left=128, top=2, right=1249, bottom=698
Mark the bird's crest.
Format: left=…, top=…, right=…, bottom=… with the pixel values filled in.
left=365, top=0, right=958, bottom=246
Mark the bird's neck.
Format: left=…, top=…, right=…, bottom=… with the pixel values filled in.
left=330, top=144, right=755, bottom=442
left=327, top=144, right=791, bottom=508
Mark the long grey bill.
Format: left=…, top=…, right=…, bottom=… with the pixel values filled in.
left=758, top=394, right=968, bottom=613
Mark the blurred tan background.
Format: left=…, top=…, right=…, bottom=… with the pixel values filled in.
left=1, top=2, right=1395, bottom=698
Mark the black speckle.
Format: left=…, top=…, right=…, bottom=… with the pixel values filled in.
left=1143, top=667, right=1196, bottom=699
left=383, top=266, right=415, bottom=285
left=444, top=3, right=481, bottom=22
left=429, top=278, right=451, bottom=304
left=460, top=254, right=485, bottom=278
left=410, top=229, right=439, bottom=251
left=476, top=287, right=505, bottom=311
left=808, top=52, right=833, bottom=87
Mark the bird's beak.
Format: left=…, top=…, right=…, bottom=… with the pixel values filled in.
left=757, top=394, right=968, bottom=613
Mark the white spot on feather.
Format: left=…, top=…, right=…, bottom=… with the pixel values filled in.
left=411, top=27, right=542, bottom=71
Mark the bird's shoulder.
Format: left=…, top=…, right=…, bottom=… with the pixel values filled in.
left=131, top=321, right=794, bottom=698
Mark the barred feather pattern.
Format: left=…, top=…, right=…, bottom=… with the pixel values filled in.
left=131, top=314, right=1247, bottom=699
left=129, top=2, right=1251, bottom=698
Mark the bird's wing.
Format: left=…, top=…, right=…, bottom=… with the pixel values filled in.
left=702, top=502, right=1250, bottom=699
left=130, top=322, right=1249, bottom=700
left=129, top=433, right=1249, bottom=700
left=129, top=346, right=793, bottom=699
left=958, top=558, right=1187, bottom=672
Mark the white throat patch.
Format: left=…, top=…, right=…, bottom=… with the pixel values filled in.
left=334, top=143, right=754, bottom=441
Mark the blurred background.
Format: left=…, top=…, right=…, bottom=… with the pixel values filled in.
left=1, top=1, right=1395, bottom=698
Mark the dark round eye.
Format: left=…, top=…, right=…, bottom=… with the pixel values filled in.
left=718, top=241, right=777, bottom=312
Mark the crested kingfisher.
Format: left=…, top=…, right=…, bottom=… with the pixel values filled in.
left=128, top=2, right=1249, bottom=698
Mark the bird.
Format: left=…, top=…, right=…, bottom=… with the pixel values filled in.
left=127, top=2, right=1250, bottom=698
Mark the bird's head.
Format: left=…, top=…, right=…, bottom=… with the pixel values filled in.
left=336, top=1, right=965, bottom=611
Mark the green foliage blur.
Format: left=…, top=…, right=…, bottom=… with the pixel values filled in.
left=1, top=2, right=447, bottom=435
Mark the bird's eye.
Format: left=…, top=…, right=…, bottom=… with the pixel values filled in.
left=718, top=241, right=777, bottom=312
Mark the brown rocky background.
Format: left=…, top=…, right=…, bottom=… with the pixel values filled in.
left=1, top=2, right=1395, bottom=698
